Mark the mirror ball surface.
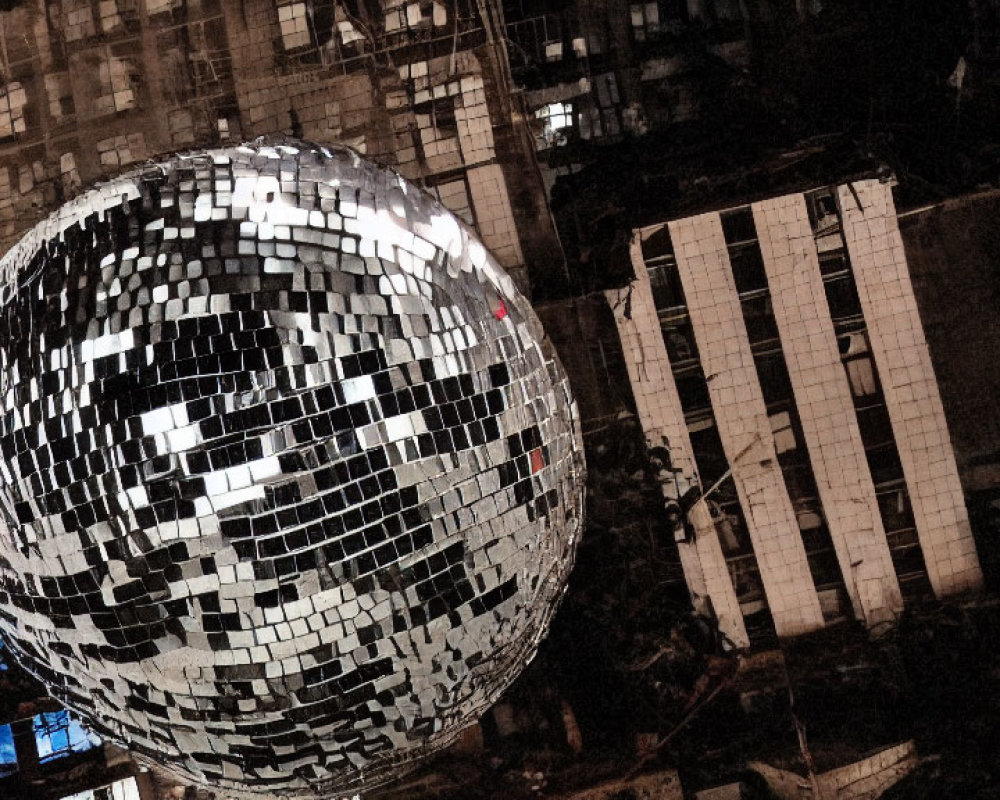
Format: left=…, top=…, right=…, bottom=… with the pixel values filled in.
left=0, top=140, right=584, bottom=797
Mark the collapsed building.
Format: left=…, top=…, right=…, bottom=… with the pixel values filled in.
left=610, top=180, right=982, bottom=647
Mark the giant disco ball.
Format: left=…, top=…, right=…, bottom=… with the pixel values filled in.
left=0, top=139, right=584, bottom=797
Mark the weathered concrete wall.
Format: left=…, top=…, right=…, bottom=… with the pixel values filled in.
left=840, top=181, right=982, bottom=598
left=669, top=211, right=825, bottom=637
left=753, top=193, right=902, bottom=627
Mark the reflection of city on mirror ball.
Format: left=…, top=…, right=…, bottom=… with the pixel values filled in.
left=0, top=141, right=584, bottom=797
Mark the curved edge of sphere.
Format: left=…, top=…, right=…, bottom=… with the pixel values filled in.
left=0, top=138, right=585, bottom=798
